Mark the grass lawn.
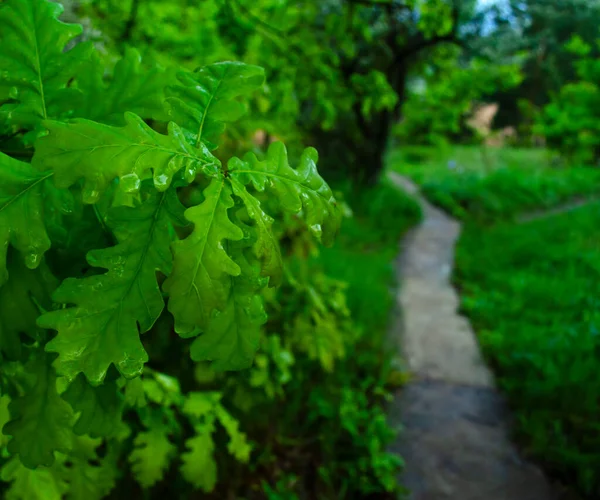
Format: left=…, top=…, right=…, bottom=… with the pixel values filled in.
left=455, top=204, right=600, bottom=497
left=388, top=145, right=600, bottom=222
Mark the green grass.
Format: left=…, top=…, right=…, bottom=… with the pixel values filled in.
left=388, top=145, right=600, bottom=222
left=455, top=202, right=600, bottom=497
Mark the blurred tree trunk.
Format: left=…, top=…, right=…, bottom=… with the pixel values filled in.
left=309, top=1, right=464, bottom=184
left=309, top=67, right=406, bottom=185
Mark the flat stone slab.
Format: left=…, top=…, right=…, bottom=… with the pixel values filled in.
left=389, top=380, right=557, bottom=500
left=393, top=172, right=492, bottom=386
left=387, top=173, right=557, bottom=499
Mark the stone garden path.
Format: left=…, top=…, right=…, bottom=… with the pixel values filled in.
left=387, top=173, right=558, bottom=500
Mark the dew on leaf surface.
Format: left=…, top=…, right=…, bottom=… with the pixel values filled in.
left=24, top=253, right=41, bottom=269
left=153, top=173, right=171, bottom=190
left=120, top=174, right=141, bottom=194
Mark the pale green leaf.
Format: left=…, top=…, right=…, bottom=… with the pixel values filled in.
left=0, top=152, right=55, bottom=285
left=292, top=313, right=345, bottom=373
left=229, top=142, right=341, bottom=245
left=62, top=374, right=124, bottom=438
left=163, top=177, right=244, bottom=335
left=32, top=112, right=220, bottom=204
left=0, top=0, right=90, bottom=130
left=3, top=351, right=74, bottom=468
left=76, top=48, right=173, bottom=125
left=141, top=371, right=183, bottom=407
left=180, top=427, right=217, bottom=492
left=0, top=458, right=67, bottom=500
left=215, top=405, right=252, bottom=462
left=124, top=377, right=146, bottom=408
left=182, top=392, right=222, bottom=419
left=63, top=436, right=118, bottom=500
left=129, top=427, right=176, bottom=488
left=38, top=188, right=185, bottom=384
left=166, top=61, right=265, bottom=148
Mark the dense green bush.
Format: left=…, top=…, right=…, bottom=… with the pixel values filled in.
left=455, top=204, right=600, bottom=497
left=0, top=1, right=422, bottom=498
left=537, top=36, right=600, bottom=165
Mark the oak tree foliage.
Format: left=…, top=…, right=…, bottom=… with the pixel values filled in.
left=0, top=0, right=340, bottom=495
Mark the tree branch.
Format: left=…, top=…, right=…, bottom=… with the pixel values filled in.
left=121, top=0, right=140, bottom=42
left=394, top=1, right=463, bottom=62
left=228, top=0, right=287, bottom=38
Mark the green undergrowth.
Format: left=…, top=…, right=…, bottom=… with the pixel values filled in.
left=238, top=179, right=422, bottom=499
left=389, top=146, right=600, bottom=222
left=454, top=203, right=600, bottom=498
left=318, top=179, right=423, bottom=329
left=111, top=177, right=422, bottom=500
left=191, top=178, right=422, bottom=499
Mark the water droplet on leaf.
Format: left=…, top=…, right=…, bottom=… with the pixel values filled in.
left=184, top=165, right=197, bottom=183
left=25, top=253, right=41, bottom=269
left=153, top=173, right=171, bottom=191
left=120, top=173, right=141, bottom=194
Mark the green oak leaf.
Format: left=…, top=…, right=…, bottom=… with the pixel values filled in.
left=0, top=254, right=58, bottom=360
left=62, top=374, right=124, bottom=438
left=179, top=392, right=249, bottom=490
left=188, top=245, right=267, bottom=370
left=181, top=391, right=221, bottom=419
left=76, top=48, right=173, bottom=125
left=166, top=61, right=265, bottom=148
left=142, top=371, right=183, bottom=407
left=215, top=405, right=252, bottom=462
left=0, top=152, right=56, bottom=285
left=124, top=377, right=147, bottom=408
left=40, top=177, right=77, bottom=252
left=230, top=177, right=283, bottom=286
left=229, top=141, right=341, bottom=245
left=129, top=427, right=176, bottom=488
left=0, top=395, right=12, bottom=447
left=3, top=351, right=74, bottom=468
left=1, top=458, right=67, bottom=500
left=180, top=426, right=217, bottom=492
left=43, top=202, right=112, bottom=282
left=38, top=188, right=186, bottom=385
left=32, top=112, right=220, bottom=204
left=0, top=0, right=91, bottom=131
left=63, top=436, right=118, bottom=500
left=292, top=312, right=345, bottom=373
left=163, top=177, right=244, bottom=336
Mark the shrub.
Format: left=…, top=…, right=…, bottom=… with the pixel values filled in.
left=0, top=1, right=420, bottom=498
left=0, top=0, right=346, bottom=497
left=537, top=36, right=600, bottom=165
